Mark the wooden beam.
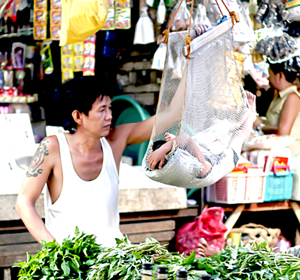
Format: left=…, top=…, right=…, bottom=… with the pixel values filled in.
left=120, top=220, right=175, bottom=235
left=120, top=208, right=198, bottom=222
left=224, top=204, right=245, bottom=239
left=0, top=243, right=41, bottom=258
left=290, top=202, right=300, bottom=224
left=0, top=233, right=36, bottom=246
left=128, top=231, right=175, bottom=244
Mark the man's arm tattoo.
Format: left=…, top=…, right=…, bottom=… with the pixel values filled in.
left=26, top=139, right=50, bottom=178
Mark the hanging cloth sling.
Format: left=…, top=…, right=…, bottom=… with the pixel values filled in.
left=142, top=0, right=253, bottom=189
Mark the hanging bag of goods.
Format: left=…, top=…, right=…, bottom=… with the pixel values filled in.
left=142, top=0, right=256, bottom=189
left=60, top=0, right=126, bottom=46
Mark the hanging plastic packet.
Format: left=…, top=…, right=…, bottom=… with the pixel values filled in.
left=203, top=0, right=222, bottom=26
left=102, top=0, right=115, bottom=30
left=61, top=43, right=73, bottom=82
left=83, top=34, right=96, bottom=76
left=115, top=0, right=131, bottom=29
left=133, top=6, right=155, bottom=44
left=157, top=0, right=166, bottom=25
left=73, top=42, right=84, bottom=72
left=50, top=0, right=61, bottom=40
left=40, top=42, right=54, bottom=75
left=168, top=0, right=192, bottom=31
left=59, top=0, right=126, bottom=46
left=255, top=0, right=288, bottom=26
left=33, top=0, right=46, bottom=40
left=103, top=31, right=117, bottom=58
left=193, top=4, right=211, bottom=28
left=151, top=43, right=167, bottom=70
left=255, top=30, right=297, bottom=61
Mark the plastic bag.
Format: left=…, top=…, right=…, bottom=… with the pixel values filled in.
left=151, top=43, right=167, bottom=70
left=157, top=0, right=166, bottom=24
left=133, top=6, right=155, bottom=45
left=60, top=0, right=126, bottom=46
left=168, top=0, right=192, bottom=31
left=193, top=4, right=211, bottom=28
left=175, top=207, right=227, bottom=256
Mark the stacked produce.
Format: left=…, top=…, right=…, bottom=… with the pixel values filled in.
left=14, top=228, right=300, bottom=280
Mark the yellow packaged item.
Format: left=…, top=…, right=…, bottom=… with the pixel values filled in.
left=34, top=10, right=47, bottom=25
left=62, top=69, right=74, bottom=83
left=62, top=44, right=73, bottom=55
left=73, top=42, right=84, bottom=56
left=51, top=25, right=61, bottom=40
left=51, top=10, right=61, bottom=25
left=74, top=56, right=83, bottom=71
left=59, top=0, right=127, bottom=46
left=34, top=25, right=46, bottom=40
left=35, top=0, right=47, bottom=9
left=62, top=55, right=73, bottom=69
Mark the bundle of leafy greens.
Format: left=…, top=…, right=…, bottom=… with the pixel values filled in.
left=196, top=241, right=300, bottom=280
left=14, top=227, right=101, bottom=280
left=14, top=227, right=300, bottom=280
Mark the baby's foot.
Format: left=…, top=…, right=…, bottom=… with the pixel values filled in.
left=165, top=132, right=176, bottom=142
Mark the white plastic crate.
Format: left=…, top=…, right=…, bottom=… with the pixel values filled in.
left=206, top=173, right=267, bottom=204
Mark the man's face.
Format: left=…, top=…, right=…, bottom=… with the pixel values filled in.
left=82, top=95, right=112, bottom=138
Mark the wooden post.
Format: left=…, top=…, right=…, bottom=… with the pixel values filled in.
left=224, top=204, right=245, bottom=239
left=4, top=268, right=11, bottom=280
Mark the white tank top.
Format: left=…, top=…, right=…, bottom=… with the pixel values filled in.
left=44, top=133, right=122, bottom=246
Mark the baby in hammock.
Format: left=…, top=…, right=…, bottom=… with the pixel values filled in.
left=148, top=91, right=256, bottom=179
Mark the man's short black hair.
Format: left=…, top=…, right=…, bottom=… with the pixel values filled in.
left=60, top=76, right=111, bottom=133
left=269, top=61, right=297, bottom=84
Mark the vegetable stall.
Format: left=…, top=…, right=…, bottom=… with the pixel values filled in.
left=14, top=227, right=300, bottom=280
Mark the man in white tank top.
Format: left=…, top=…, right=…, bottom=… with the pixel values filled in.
left=15, top=76, right=157, bottom=246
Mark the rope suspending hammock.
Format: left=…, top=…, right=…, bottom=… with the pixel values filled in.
left=142, top=0, right=256, bottom=189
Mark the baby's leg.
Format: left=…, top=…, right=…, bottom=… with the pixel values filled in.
left=148, top=140, right=173, bottom=170
left=175, top=133, right=212, bottom=176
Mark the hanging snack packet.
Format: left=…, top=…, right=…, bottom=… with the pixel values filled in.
left=133, top=6, right=154, bottom=44
left=115, top=4, right=131, bottom=29
left=83, top=35, right=96, bottom=76
left=102, top=8, right=115, bottom=30
left=34, top=0, right=47, bottom=40
left=50, top=0, right=61, bottom=40
left=61, top=44, right=73, bottom=83
left=73, top=42, right=84, bottom=72
left=40, top=43, right=54, bottom=75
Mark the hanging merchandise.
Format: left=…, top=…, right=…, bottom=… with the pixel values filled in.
left=286, top=0, right=300, bottom=21
left=73, top=42, right=84, bottom=72
left=40, top=42, right=54, bottom=75
left=255, top=29, right=298, bottom=62
left=157, top=0, right=166, bottom=25
left=59, top=0, right=127, bottom=46
left=115, top=0, right=131, bottom=29
left=193, top=4, right=212, bottom=28
left=61, top=44, right=73, bottom=83
left=83, top=34, right=96, bottom=76
left=227, top=0, right=256, bottom=43
left=102, top=0, right=115, bottom=30
left=203, top=0, right=222, bottom=26
left=50, top=0, right=61, bottom=40
left=151, top=43, right=167, bottom=70
left=133, top=6, right=155, bottom=45
left=102, top=31, right=117, bottom=58
left=168, top=0, right=192, bottom=31
left=254, top=0, right=289, bottom=27
left=12, top=43, right=26, bottom=69
left=33, top=0, right=47, bottom=40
